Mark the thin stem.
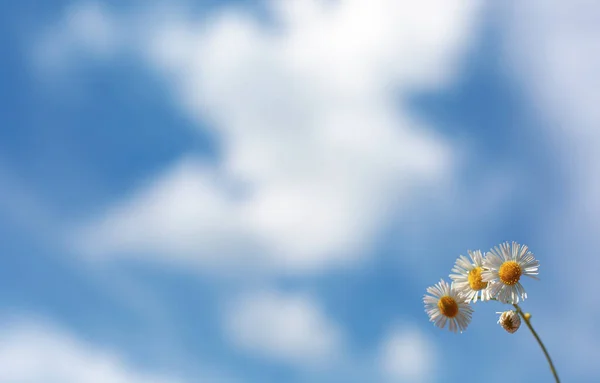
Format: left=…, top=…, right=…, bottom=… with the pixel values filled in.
left=513, top=304, right=560, bottom=383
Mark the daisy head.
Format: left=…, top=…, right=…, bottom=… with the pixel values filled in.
left=482, top=241, right=540, bottom=304
left=450, top=250, right=491, bottom=303
left=497, top=310, right=521, bottom=334
left=423, top=279, right=473, bottom=333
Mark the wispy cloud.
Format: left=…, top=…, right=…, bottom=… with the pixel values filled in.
left=0, top=318, right=189, bottom=383
left=32, top=2, right=119, bottom=76
left=378, top=325, right=436, bottom=383
left=224, top=291, right=343, bottom=367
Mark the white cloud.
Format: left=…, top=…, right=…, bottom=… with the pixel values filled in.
left=37, top=0, right=482, bottom=272
left=75, top=158, right=253, bottom=267
left=0, top=319, right=184, bottom=383
left=378, top=325, right=436, bottom=383
left=224, top=291, right=343, bottom=366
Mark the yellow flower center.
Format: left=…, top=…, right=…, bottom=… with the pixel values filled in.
left=498, top=261, right=522, bottom=285
left=437, top=296, right=458, bottom=318
left=468, top=267, right=487, bottom=291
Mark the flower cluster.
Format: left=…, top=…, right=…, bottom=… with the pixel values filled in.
left=423, top=241, right=539, bottom=333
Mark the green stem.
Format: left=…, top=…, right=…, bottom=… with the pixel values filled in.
left=512, top=304, right=560, bottom=383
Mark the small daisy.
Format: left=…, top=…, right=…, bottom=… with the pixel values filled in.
left=450, top=250, right=491, bottom=303
left=423, top=279, right=474, bottom=333
left=497, top=310, right=521, bottom=334
left=482, top=241, right=540, bottom=304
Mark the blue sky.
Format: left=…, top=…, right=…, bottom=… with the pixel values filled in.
left=1, top=1, right=600, bottom=382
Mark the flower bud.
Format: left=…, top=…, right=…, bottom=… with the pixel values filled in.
left=497, top=310, right=521, bottom=334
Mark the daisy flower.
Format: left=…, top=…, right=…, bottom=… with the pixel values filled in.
left=423, top=279, right=473, bottom=333
left=450, top=250, right=491, bottom=303
left=482, top=241, right=540, bottom=304
left=497, top=310, right=521, bottom=334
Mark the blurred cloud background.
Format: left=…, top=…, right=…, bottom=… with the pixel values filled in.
left=1, top=0, right=599, bottom=382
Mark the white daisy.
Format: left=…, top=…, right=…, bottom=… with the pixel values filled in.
left=482, top=241, right=540, bottom=304
left=497, top=310, right=521, bottom=334
left=423, top=279, right=473, bottom=333
left=450, top=250, right=491, bottom=303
